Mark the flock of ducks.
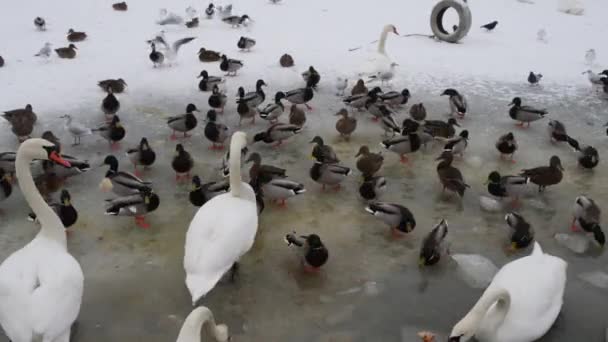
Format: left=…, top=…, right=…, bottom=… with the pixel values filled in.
left=0, top=2, right=607, bottom=342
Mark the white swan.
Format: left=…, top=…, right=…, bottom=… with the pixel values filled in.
left=184, top=131, right=258, bottom=305
left=360, top=24, right=399, bottom=77
left=449, top=242, right=566, bottom=342
left=377, top=24, right=399, bottom=56
left=176, top=306, right=229, bottom=342
left=0, top=139, right=84, bottom=342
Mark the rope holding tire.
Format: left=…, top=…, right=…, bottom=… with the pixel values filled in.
left=430, top=0, right=472, bottom=43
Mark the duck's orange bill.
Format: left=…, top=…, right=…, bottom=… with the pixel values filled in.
left=50, top=151, right=71, bottom=167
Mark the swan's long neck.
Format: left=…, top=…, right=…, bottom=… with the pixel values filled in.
left=229, top=141, right=243, bottom=198
left=461, top=287, right=510, bottom=336
left=377, top=27, right=391, bottom=55
left=176, top=307, right=220, bottom=342
left=16, top=152, right=66, bottom=246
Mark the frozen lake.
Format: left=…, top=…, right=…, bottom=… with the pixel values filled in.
left=1, top=78, right=607, bottom=341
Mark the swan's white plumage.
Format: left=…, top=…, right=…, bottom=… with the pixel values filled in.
left=184, top=132, right=258, bottom=304
left=0, top=139, right=84, bottom=342
left=451, top=242, right=566, bottom=342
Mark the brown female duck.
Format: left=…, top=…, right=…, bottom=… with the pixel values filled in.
left=198, top=48, right=222, bottom=62
left=335, top=108, right=357, bottom=140
left=112, top=2, right=128, bottom=10
left=279, top=53, right=294, bottom=67
left=67, top=29, right=87, bottom=42
left=520, top=155, right=563, bottom=192
left=289, top=104, right=306, bottom=127
left=98, top=78, right=127, bottom=93
left=436, top=150, right=469, bottom=198
left=351, top=79, right=368, bottom=96
left=356, top=146, right=383, bottom=178
left=55, top=44, right=77, bottom=59
left=2, top=104, right=37, bottom=142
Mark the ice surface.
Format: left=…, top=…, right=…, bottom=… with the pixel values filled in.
left=579, top=271, right=608, bottom=290
left=555, top=233, right=590, bottom=254
left=479, top=195, right=504, bottom=212
left=325, top=305, right=355, bottom=326
left=452, top=254, right=499, bottom=289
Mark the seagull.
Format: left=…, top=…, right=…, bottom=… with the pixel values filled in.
left=369, top=63, right=397, bottom=86
left=480, top=21, right=498, bottom=31
left=185, top=6, right=198, bottom=18
left=528, top=71, right=542, bottom=86
left=582, top=70, right=605, bottom=85
left=34, top=42, right=52, bottom=58
left=60, top=114, right=93, bottom=145
left=157, top=8, right=184, bottom=25
left=147, top=31, right=195, bottom=62
left=336, top=77, right=348, bottom=96
left=585, top=49, right=596, bottom=66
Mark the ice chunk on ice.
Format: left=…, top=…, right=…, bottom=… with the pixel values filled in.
left=479, top=195, right=503, bottom=212
left=555, top=233, right=589, bottom=254
left=452, top=254, right=499, bottom=289
left=363, top=281, right=380, bottom=296
left=325, top=305, right=355, bottom=326
left=558, top=0, right=585, bottom=16
left=466, top=155, right=483, bottom=169
left=579, top=271, right=608, bottom=290
left=337, top=287, right=361, bottom=296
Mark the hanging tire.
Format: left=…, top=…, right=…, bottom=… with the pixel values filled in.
left=430, top=0, right=472, bottom=43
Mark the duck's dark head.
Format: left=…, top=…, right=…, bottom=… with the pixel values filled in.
left=191, top=175, right=202, bottom=189
left=305, top=234, right=323, bottom=248
left=103, top=155, right=119, bottom=171
left=240, top=14, right=250, bottom=21
left=198, top=70, right=209, bottom=79
left=253, top=132, right=267, bottom=143
left=505, top=212, right=524, bottom=228
left=401, top=88, right=411, bottom=97
left=208, top=3, right=214, bottom=9
left=356, top=145, right=370, bottom=157
left=245, top=152, right=261, bottom=165
left=335, top=108, right=348, bottom=117
left=487, top=171, right=501, bottom=184
left=459, top=130, right=469, bottom=139
left=68, top=44, right=77, bottom=50
left=369, top=87, right=382, bottom=95
left=207, top=110, right=218, bottom=122
left=175, top=144, right=186, bottom=155
left=309, top=136, right=324, bottom=146
left=237, top=86, right=245, bottom=97
left=25, top=104, right=33, bottom=111
left=447, top=118, right=460, bottom=127
left=139, top=137, right=150, bottom=150
left=509, top=97, right=522, bottom=106
left=186, top=103, right=199, bottom=113
left=275, top=91, right=286, bottom=101
left=256, top=79, right=267, bottom=89
left=118, top=78, right=127, bottom=86
left=68, top=28, right=75, bottom=34
left=504, top=132, right=514, bottom=141
left=60, top=189, right=72, bottom=206
left=549, top=155, right=564, bottom=171
left=221, top=54, right=228, bottom=61
left=401, top=118, right=419, bottom=133
left=0, top=168, right=8, bottom=183
left=110, top=115, right=121, bottom=126
left=441, top=88, right=458, bottom=96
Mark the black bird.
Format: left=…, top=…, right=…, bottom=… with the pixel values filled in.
left=567, top=138, right=599, bottom=170
left=505, top=212, right=534, bottom=250
left=34, top=16, right=46, bottom=31
left=172, top=144, right=193, bottom=182
left=285, top=233, right=329, bottom=272
left=28, top=189, right=78, bottom=230
left=480, top=20, right=498, bottom=31
left=302, top=66, right=321, bottom=89
left=149, top=42, right=164, bottom=67
left=204, top=110, right=229, bottom=150
left=189, top=175, right=229, bottom=207
left=0, top=168, right=12, bottom=203
left=126, top=137, right=156, bottom=175
left=419, top=219, right=449, bottom=266
left=528, top=71, right=542, bottom=85
left=495, top=132, right=517, bottom=162
left=101, top=86, right=120, bottom=118
left=94, top=115, right=125, bottom=149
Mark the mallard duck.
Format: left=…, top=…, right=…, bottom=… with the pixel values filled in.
left=419, top=219, right=449, bottom=266
left=285, top=233, right=328, bottom=272
left=40, top=154, right=90, bottom=179
left=496, top=132, right=518, bottom=162
left=186, top=17, right=199, bottom=28
left=237, top=99, right=257, bottom=126
left=364, top=93, right=383, bottom=121
left=279, top=53, right=294, bottom=67
left=253, top=123, right=302, bottom=147
left=508, top=97, right=547, bottom=127
left=351, top=79, right=368, bottom=95
left=93, top=115, right=125, bottom=149
left=309, top=159, right=351, bottom=191
left=567, top=138, right=599, bottom=169
left=40, top=131, right=61, bottom=153
left=149, top=42, right=164, bottom=67
left=572, top=195, right=605, bottom=246
left=365, top=202, right=416, bottom=238
left=105, top=190, right=160, bottom=229
left=0, top=55, right=3, bottom=67
left=359, top=175, right=386, bottom=201
left=198, top=70, right=224, bottom=91
left=60, top=114, right=92, bottom=145
left=409, top=103, right=426, bottom=121
left=172, top=144, right=194, bottom=182
left=101, top=86, right=120, bottom=117
left=520, top=155, right=563, bottom=192
left=237, top=36, right=256, bottom=51
left=528, top=71, right=542, bottom=86
left=310, top=136, right=339, bottom=164
left=356, top=145, right=383, bottom=178
left=441, top=88, right=467, bottom=118
left=204, top=110, right=229, bottom=150
left=246, top=152, right=286, bottom=184
left=222, top=14, right=250, bottom=27
left=189, top=175, right=229, bottom=207
left=486, top=171, right=529, bottom=204
left=98, top=78, right=127, bottom=93
left=401, top=119, right=433, bottom=148
left=205, top=3, right=215, bottom=18
left=28, top=189, right=78, bottom=230
left=289, top=104, right=306, bottom=127
left=381, top=132, right=422, bottom=163
left=444, top=130, right=469, bottom=156
left=343, top=87, right=381, bottom=111
left=0, top=152, right=16, bottom=174
left=259, top=92, right=285, bottom=123
left=0, top=168, right=12, bottom=202
left=302, top=66, right=321, bottom=89
left=112, top=2, right=128, bottom=11
left=255, top=177, right=305, bottom=207
left=379, top=88, right=410, bottom=107
left=100, top=155, right=150, bottom=195
left=198, top=48, right=221, bottom=62
left=208, top=85, right=227, bottom=112
left=220, top=55, right=243, bottom=76
left=379, top=105, right=400, bottom=136
left=67, top=29, right=87, bottom=42
left=126, top=137, right=156, bottom=175
left=284, top=85, right=314, bottom=110
left=505, top=212, right=534, bottom=250
left=34, top=16, right=46, bottom=30
left=167, top=103, right=199, bottom=139
left=55, top=44, right=77, bottom=59
left=335, top=108, right=356, bottom=139
left=2, top=104, right=37, bottom=142
left=436, top=150, right=469, bottom=198
left=423, top=118, right=460, bottom=138
left=237, top=79, right=266, bottom=108
left=547, top=120, right=571, bottom=143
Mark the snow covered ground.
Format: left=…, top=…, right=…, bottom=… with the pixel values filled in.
left=1, top=0, right=608, bottom=341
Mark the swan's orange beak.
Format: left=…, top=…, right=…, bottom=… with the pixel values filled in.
left=49, top=151, right=71, bottom=167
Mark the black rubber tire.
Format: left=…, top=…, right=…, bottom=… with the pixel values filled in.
left=430, top=0, right=472, bottom=43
